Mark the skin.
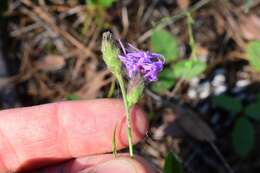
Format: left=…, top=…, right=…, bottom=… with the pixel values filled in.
left=0, top=99, right=155, bottom=173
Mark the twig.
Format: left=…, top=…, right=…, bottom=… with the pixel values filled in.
left=20, top=0, right=95, bottom=58
left=10, top=22, right=42, bottom=37
left=210, top=142, right=234, bottom=173
left=141, top=0, right=159, bottom=25
left=169, top=78, right=185, bottom=97
left=138, top=0, right=211, bottom=43
left=121, top=7, right=129, bottom=37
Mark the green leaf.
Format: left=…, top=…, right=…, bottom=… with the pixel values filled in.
left=246, top=40, right=260, bottom=71
left=164, top=152, right=184, bottom=173
left=151, top=67, right=176, bottom=94
left=173, top=59, right=206, bottom=80
left=66, top=94, right=81, bottom=100
left=232, top=117, right=254, bottom=157
left=212, top=95, right=242, bottom=114
left=151, top=29, right=179, bottom=63
left=245, top=101, right=260, bottom=121
left=87, top=0, right=116, bottom=8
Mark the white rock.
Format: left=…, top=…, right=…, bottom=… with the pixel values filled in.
left=188, top=89, right=197, bottom=99
left=213, top=85, right=227, bottom=95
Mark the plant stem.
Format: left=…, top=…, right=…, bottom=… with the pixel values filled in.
left=186, top=12, right=197, bottom=59
left=107, top=77, right=116, bottom=98
left=116, top=74, right=134, bottom=157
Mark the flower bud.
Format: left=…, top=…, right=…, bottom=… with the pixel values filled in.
left=101, top=32, right=121, bottom=75
left=127, top=74, right=144, bottom=108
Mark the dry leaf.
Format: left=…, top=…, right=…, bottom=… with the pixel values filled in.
left=36, top=55, right=65, bottom=72
left=177, top=0, right=190, bottom=10
left=240, top=15, right=260, bottom=40
left=165, top=105, right=216, bottom=142
left=0, top=77, right=15, bottom=89
left=154, top=109, right=185, bottom=140
left=77, top=69, right=112, bottom=99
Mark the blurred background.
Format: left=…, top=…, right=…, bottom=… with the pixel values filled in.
left=1, top=0, right=260, bottom=173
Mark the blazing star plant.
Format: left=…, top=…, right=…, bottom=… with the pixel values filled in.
left=101, top=32, right=164, bottom=157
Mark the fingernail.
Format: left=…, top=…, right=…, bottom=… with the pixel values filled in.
left=83, top=159, right=137, bottom=173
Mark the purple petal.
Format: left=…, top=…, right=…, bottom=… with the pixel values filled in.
left=117, top=41, right=164, bottom=82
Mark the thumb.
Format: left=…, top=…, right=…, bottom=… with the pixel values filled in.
left=30, top=155, right=155, bottom=173
left=79, top=157, right=155, bottom=173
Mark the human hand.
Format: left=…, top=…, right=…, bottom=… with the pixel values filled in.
left=0, top=99, right=154, bottom=173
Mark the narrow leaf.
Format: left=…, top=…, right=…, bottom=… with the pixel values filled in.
left=66, top=94, right=81, bottom=100
left=87, top=0, right=116, bottom=8
left=232, top=117, right=254, bottom=157
left=164, top=152, right=184, bottom=173
left=112, top=123, right=118, bottom=157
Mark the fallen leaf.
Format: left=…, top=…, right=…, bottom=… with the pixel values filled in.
left=240, top=15, right=260, bottom=40
left=165, top=105, right=216, bottom=142
left=36, top=55, right=65, bottom=72
left=177, top=0, right=190, bottom=10
left=77, top=69, right=112, bottom=99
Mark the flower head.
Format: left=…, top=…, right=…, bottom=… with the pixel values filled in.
left=118, top=41, right=164, bottom=82
left=101, top=32, right=121, bottom=75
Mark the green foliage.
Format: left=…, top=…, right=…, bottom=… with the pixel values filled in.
left=212, top=95, right=242, bottom=114
left=147, top=111, right=155, bottom=121
left=232, top=117, right=254, bottom=157
left=151, top=68, right=176, bottom=94
left=246, top=40, right=260, bottom=71
left=87, top=0, right=116, bottom=8
left=173, top=59, right=206, bottom=80
left=66, top=94, right=81, bottom=100
left=164, top=152, right=184, bottom=173
left=245, top=101, right=260, bottom=121
left=151, top=29, right=179, bottom=63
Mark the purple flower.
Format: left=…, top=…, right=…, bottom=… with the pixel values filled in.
left=118, top=41, right=164, bottom=82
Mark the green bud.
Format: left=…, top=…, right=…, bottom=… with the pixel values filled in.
left=127, top=75, right=144, bottom=108
left=101, top=32, right=121, bottom=75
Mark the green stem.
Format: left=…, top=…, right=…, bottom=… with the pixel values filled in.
left=186, top=12, right=197, bottom=59
left=116, top=74, right=134, bottom=157
left=107, top=77, right=116, bottom=98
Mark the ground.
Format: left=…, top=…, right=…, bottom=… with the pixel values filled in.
left=1, top=0, right=260, bottom=173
